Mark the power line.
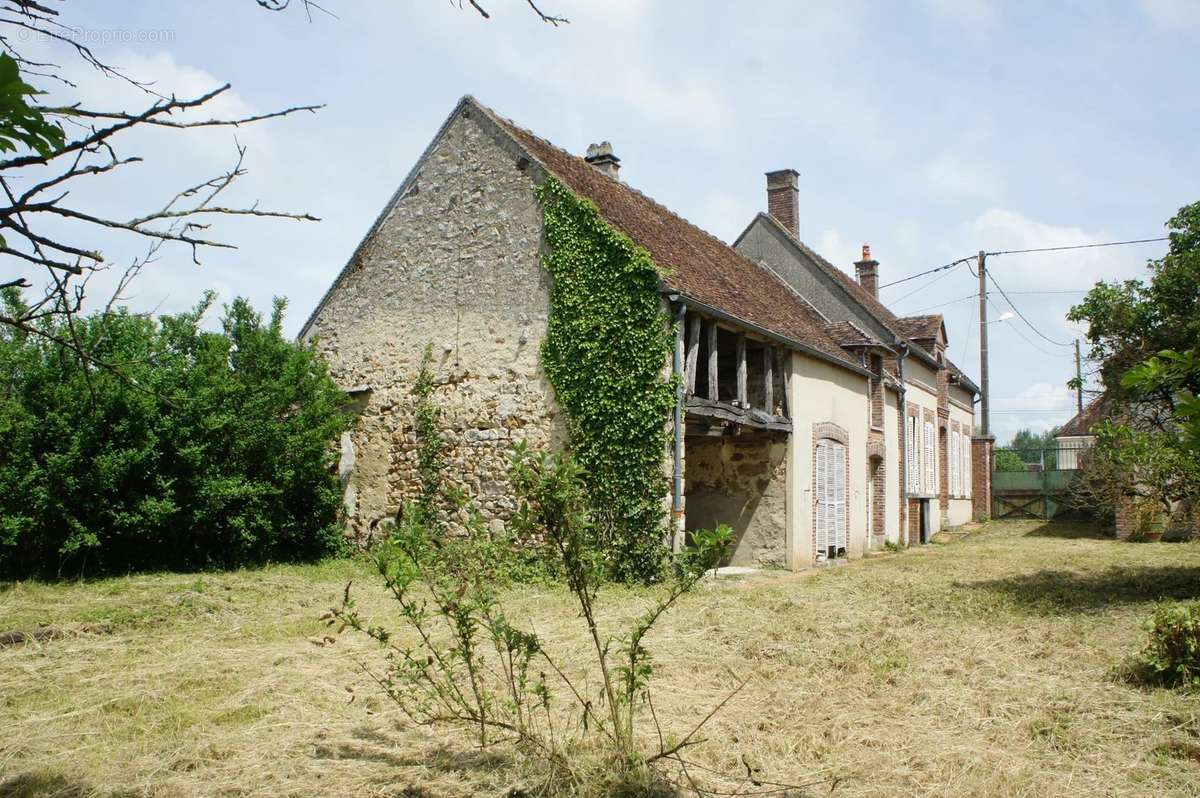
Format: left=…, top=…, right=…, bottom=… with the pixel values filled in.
left=988, top=297, right=1062, bottom=357
left=882, top=237, right=1163, bottom=293
left=986, top=236, right=1167, bottom=257
left=890, top=263, right=962, bottom=304
left=958, top=287, right=975, bottom=366
left=905, top=292, right=977, bottom=314
left=991, top=410, right=1078, bottom=415
left=878, top=256, right=974, bottom=290
left=1004, top=289, right=1091, bottom=294
left=987, top=272, right=1073, bottom=348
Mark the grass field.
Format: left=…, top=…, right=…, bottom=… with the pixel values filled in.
left=3, top=520, right=1200, bottom=797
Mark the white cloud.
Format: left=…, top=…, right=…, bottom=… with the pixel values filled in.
left=691, top=190, right=750, bottom=244
left=1139, top=0, right=1200, bottom=28
left=960, top=209, right=1147, bottom=290
left=921, top=0, right=999, bottom=32
left=419, top=3, right=735, bottom=144
left=990, top=381, right=1077, bottom=442
left=923, top=154, right=1002, bottom=200
left=815, top=228, right=859, bottom=271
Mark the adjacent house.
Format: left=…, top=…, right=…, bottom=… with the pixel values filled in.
left=733, top=201, right=983, bottom=541
left=1053, top=398, right=1105, bottom=470
left=301, top=95, right=989, bottom=569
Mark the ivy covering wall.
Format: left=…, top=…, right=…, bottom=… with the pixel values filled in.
left=534, top=177, right=675, bottom=582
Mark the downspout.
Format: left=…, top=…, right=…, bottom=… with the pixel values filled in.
left=671, top=300, right=687, bottom=553
left=897, top=342, right=910, bottom=546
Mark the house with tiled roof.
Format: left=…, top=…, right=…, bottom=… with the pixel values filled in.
left=1054, top=396, right=1108, bottom=470
left=734, top=185, right=984, bottom=542
left=301, top=96, right=989, bottom=569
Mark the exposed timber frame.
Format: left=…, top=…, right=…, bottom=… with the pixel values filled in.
left=678, top=308, right=791, bottom=436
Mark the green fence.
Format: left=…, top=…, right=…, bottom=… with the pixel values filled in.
left=991, top=443, right=1087, bottom=519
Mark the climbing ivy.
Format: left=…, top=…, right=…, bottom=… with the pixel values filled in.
left=534, top=177, right=676, bottom=583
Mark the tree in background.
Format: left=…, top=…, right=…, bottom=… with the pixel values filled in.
left=0, top=289, right=349, bottom=578
left=993, top=449, right=1028, bottom=472
left=0, top=1, right=326, bottom=368
left=1005, top=428, right=1060, bottom=470
left=1067, top=202, right=1200, bottom=524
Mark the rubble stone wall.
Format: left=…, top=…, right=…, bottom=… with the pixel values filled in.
left=304, top=109, right=567, bottom=541
left=684, top=437, right=788, bottom=567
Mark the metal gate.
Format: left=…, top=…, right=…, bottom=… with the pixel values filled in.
left=991, top=441, right=1088, bottom=519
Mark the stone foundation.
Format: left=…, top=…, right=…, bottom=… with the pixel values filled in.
left=684, top=436, right=787, bottom=567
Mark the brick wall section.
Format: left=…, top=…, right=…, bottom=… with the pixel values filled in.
left=869, top=355, right=885, bottom=429
left=971, top=435, right=994, bottom=520
left=867, top=428, right=886, bottom=541
left=1114, top=495, right=1137, bottom=540
left=907, top=498, right=921, bottom=545
left=937, top=409, right=950, bottom=519
left=765, top=169, right=800, bottom=237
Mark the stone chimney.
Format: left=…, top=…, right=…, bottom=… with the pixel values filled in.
left=585, top=141, right=620, bottom=180
left=854, top=244, right=879, bottom=299
left=765, top=169, right=799, bottom=238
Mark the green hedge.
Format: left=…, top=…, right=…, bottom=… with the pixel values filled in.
left=0, top=290, right=349, bottom=578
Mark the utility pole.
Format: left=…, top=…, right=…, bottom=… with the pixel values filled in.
left=978, top=250, right=989, bottom=436
left=1074, top=339, right=1083, bottom=414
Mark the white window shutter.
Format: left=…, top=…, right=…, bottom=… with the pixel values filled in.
left=906, top=416, right=916, bottom=491
left=952, top=431, right=960, bottom=495
left=964, top=434, right=971, bottom=496
left=833, top=442, right=847, bottom=553
left=815, top=440, right=828, bottom=560
left=923, top=421, right=935, bottom=495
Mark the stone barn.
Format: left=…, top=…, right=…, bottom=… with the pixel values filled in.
left=301, top=95, right=989, bottom=568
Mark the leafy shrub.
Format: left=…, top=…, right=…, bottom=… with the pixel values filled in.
left=1137, top=601, right=1200, bottom=688
left=0, top=289, right=349, bottom=578
left=329, top=440, right=740, bottom=792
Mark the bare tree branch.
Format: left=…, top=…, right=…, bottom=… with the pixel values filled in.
left=459, top=0, right=568, bottom=25
left=0, top=3, right=322, bottom=370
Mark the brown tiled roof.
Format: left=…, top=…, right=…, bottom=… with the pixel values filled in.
left=472, top=100, right=861, bottom=372
left=945, top=358, right=980, bottom=395
left=749, top=212, right=935, bottom=357
left=1057, top=396, right=1109, bottom=437
left=826, top=320, right=883, bottom=348
left=895, top=314, right=944, bottom=343
left=746, top=208, right=981, bottom=398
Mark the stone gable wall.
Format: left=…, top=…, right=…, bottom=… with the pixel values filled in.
left=305, top=110, right=566, bottom=541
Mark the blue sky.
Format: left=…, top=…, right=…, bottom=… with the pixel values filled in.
left=23, top=1, right=1200, bottom=443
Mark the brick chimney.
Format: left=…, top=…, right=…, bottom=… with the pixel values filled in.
left=765, top=169, right=799, bottom=237
left=585, top=141, right=620, bottom=180
left=854, top=244, right=879, bottom=299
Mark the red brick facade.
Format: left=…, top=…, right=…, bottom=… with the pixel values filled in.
left=867, top=431, right=886, bottom=542
left=765, top=169, right=799, bottom=238
left=971, top=435, right=993, bottom=520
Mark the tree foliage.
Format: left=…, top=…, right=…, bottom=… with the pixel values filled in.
left=535, top=177, right=676, bottom=583
left=1004, top=427, right=1060, bottom=469
left=0, top=290, right=349, bottom=577
left=1067, top=202, right=1200, bottom=519
left=993, top=449, right=1028, bottom=473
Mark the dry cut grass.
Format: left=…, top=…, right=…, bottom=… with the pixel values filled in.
left=3, top=521, right=1200, bottom=796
